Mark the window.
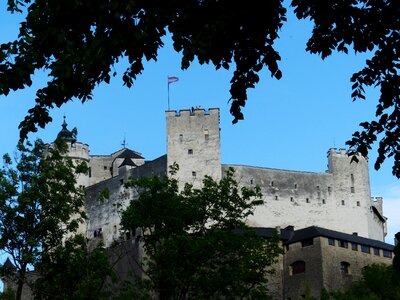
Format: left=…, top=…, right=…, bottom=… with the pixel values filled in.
left=294, top=183, right=298, bottom=189
left=89, top=167, right=92, bottom=178
left=301, top=238, right=313, bottom=247
left=328, top=186, right=331, bottom=193
left=192, top=171, right=196, bottom=177
left=188, top=149, right=193, bottom=155
left=204, top=129, right=209, bottom=140
left=306, top=198, right=310, bottom=203
left=270, top=181, right=274, bottom=187
left=338, top=240, right=348, bottom=248
left=250, top=179, right=253, bottom=184
left=328, top=238, right=335, bottom=246
left=103, top=166, right=107, bottom=170
left=290, top=197, right=294, bottom=202
left=275, top=195, right=279, bottom=200
left=179, top=134, right=183, bottom=142
left=361, top=245, right=370, bottom=253
left=341, top=200, right=345, bottom=205
left=351, top=174, right=354, bottom=182
left=322, top=199, right=326, bottom=204
left=119, top=179, right=124, bottom=185
left=290, top=261, right=306, bottom=275
left=340, top=262, right=350, bottom=274
left=316, top=185, right=320, bottom=190
left=357, top=201, right=360, bottom=206
left=351, top=187, right=355, bottom=193
left=383, top=250, right=392, bottom=258
left=374, top=248, right=380, bottom=256
left=351, top=243, right=358, bottom=251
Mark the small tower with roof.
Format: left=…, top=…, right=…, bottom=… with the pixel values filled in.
left=56, top=116, right=90, bottom=188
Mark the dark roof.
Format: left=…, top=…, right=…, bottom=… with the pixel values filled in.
left=371, top=206, right=386, bottom=222
left=285, top=226, right=394, bottom=251
left=118, top=157, right=137, bottom=168
left=57, top=116, right=77, bottom=143
left=3, top=258, right=15, bottom=270
left=117, top=148, right=144, bottom=159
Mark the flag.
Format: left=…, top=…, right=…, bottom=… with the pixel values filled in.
left=168, top=76, right=179, bottom=84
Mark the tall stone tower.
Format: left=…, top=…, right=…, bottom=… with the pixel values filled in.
left=327, top=148, right=386, bottom=240
left=166, top=108, right=221, bottom=188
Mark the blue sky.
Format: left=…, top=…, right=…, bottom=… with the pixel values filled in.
left=0, top=3, right=398, bottom=245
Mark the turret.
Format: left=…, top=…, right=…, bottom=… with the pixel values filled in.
left=56, top=117, right=90, bottom=187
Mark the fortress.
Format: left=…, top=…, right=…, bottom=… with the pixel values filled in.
left=3, top=108, right=395, bottom=300
left=58, top=108, right=388, bottom=246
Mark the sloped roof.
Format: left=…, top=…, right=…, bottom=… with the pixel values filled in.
left=118, top=157, right=137, bottom=168
left=285, top=226, right=394, bottom=251
left=117, top=148, right=144, bottom=159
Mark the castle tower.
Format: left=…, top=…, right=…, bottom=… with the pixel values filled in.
left=57, top=117, right=90, bottom=188
left=166, top=108, right=222, bottom=188
left=327, top=148, right=386, bottom=240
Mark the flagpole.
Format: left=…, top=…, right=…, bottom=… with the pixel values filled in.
left=167, top=76, right=170, bottom=110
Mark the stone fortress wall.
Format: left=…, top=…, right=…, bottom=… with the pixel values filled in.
left=61, top=107, right=387, bottom=247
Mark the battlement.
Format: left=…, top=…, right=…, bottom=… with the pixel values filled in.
left=68, top=141, right=89, bottom=153
left=166, top=107, right=219, bottom=118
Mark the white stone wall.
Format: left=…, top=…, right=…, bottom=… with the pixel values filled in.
left=224, top=148, right=386, bottom=241
left=166, top=108, right=221, bottom=188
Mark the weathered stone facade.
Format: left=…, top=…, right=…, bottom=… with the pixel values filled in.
left=48, top=108, right=393, bottom=299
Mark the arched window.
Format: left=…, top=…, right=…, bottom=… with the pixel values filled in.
left=290, top=261, right=306, bottom=275
left=340, top=261, right=350, bottom=274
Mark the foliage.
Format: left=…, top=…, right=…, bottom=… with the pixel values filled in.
left=330, top=263, right=400, bottom=300
left=121, top=167, right=282, bottom=299
left=1, top=1, right=399, bottom=176
left=33, top=235, right=114, bottom=300
left=0, top=138, right=86, bottom=300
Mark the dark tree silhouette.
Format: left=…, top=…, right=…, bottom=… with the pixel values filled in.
left=1, top=0, right=399, bottom=176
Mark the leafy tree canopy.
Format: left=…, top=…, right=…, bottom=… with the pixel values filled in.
left=120, top=167, right=282, bottom=299
left=0, top=138, right=87, bottom=300
left=1, top=0, right=399, bottom=176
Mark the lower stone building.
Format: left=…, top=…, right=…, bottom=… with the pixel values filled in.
left=263, top=226, right=395, bottom=299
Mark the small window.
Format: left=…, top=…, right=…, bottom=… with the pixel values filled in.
left=306, top=198, right=309, bottom=203
left=301, top=238, right=313, bottom=247
left=338, top=240, right=348, bottom=248
left=294, top=183, right=297, bottom=189
left=290, top=261, right=306, bottom=275
left=270, top=181, right=274, bottom=187
left=192, top=171, right=196, bottom=177
left=275, top=195, right=279, bottom=200
left=103, top=166, right=107, bottom=170
left=328, top=186, right=331, bottom=193
left=351, top=187, right=355, bottom=193
left=89, top=167, right=92, bottom=178
left=350, top=174, right=354, bottom=182
left=290, top=197, right=294, bottom=202
left=188, top=149, right=193, bottom=155
left=374, top=248, right=380, bottom=256
left=340, top=262, right=350, bottom=274
left=179, top=134, right=183, bottom=142
left=322, top=199, right=326, bottom=204
left=357, top=201, right=360, bottom=206
left=250, top=179, right=253, bottom=184
left=119, top=179, right=124, bottom=185
left=204, top=129, right=209, bottom=140
left=351, top=243, right=358, bottom=251
left=361, top=245, right=370, bottom=254
left=383, top=250, right=392, bottom=258
left=328, top=238, right=335, bottom=246
left=341, top=200, right=345, bottom=205
left=316, top=185, right=320, bottom=190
